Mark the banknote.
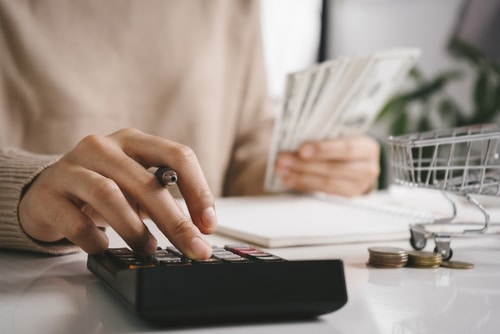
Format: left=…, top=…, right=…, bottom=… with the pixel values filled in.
left=264, top=48, right=421, bottom=192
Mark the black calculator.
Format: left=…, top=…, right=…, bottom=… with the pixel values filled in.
left=87, top=244, right=348, bottom=326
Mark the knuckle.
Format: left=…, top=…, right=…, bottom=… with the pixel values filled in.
left=170, top=144, right=197, bottom=164
left=89, top=177, right=123, bottom=201
left=66, top=219, right=94, bottom=241
left=46, top=206, right=65, bottom=228
left=171, top=217, right=196, bottom=239
left=76, top=134, right=109, bottom=155
left=193, top=187, right=214, bottom=205
left=115, top=127, right=142, bottom=138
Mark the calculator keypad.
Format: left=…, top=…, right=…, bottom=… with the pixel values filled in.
left=106, top=244, right=283, bottom=269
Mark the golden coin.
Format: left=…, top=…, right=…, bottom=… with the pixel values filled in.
left=440, top=260, right=475, bottom=269
left=408, top=250, right=441, bottom=259
left=368, top=247, right=408, bottom=256
left=367, top=246, right=408, bottom=268
left=367, top=260, right=403, bottom=268
left=369, top=254, right=408, bottom=262
left=407, top=250, right=442, bottom=268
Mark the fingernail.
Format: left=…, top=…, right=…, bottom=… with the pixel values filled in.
left=191, top=237, right=211, bottom=258
left=202, top=206, right=218, bottom=230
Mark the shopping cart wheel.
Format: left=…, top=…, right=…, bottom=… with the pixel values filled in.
left=410, top=229, right=426, bottom=250
left=434, top=246, right=453, bottom=260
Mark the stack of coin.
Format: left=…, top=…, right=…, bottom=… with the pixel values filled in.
left=407, top=250, right=442, bottom=268
left=367, top=247, right=409, bottom=268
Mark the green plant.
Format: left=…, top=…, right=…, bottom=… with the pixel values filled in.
left=376, top=37, right=500, bottom=136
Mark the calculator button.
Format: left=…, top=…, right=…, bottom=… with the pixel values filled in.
left=212, top=251, right=240, bottom=258
left=193, top=257, right=222, bottom=264
left=108, top=248, right=134, bottom=254
left=225, top=247, right=257, bottom=256
left=250, top=251, right=281, bottom=258
left=247, top=252, right=273, bottom=257
left=224, top=244, right=252, bottom=249
left=223, top=257, right=251, bottom=263
left=123, top=258, right=156, bottom=268
left=224, top=245, right=252, bottom=252
left=152, top=253, right=187, bottom=265
left=153, top=250, right=186, bottom=259
left=107, top=248, right=135, bottom=257
left=157, top=257, right=183, bottom=263
left=154, top=250, right=170, bottom=256
left=240, top=250, right=269, bottom=258
left=117, top=255, right=139, bottom=261
left=212, top=248, right=230, bottom=254
left=157, top=258, right=192, bottom=267
left=253, top=255, right=283, bottom=261
left=166, top=246, right=183, bottom=257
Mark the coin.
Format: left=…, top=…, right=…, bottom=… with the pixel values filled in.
left=440, top=260, right=475, bottom=269
left=367, top=246, right=475, bottom=270
left=368, top=246, right=408, bottom=256
left=407, top=250, right=442, bottom=268
left=367, top=247, right=408, bottom=268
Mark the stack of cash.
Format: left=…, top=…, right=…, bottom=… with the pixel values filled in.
left=264, top=48, right=421, bottom=192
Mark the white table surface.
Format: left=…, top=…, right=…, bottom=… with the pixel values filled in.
left=2, top=212, right=500, bottom=334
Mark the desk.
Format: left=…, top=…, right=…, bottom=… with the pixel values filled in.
left=2, top=219, right=500, bottom=334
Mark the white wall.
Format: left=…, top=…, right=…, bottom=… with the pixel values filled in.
left=328, top=0, right=465, bottom=74
left=260, top=0, right=322, bottom=104
left=261, top=0, right=473, bottom=118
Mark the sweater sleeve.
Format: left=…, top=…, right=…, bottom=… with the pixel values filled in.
left=0, top=147, right=80, bottom=255
left=222, top=3, right=276, bottom=196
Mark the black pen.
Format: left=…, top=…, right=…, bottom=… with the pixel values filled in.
left=154, top=166, right=178, bottom=187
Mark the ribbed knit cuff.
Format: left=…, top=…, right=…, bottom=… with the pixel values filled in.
left=0, top=147, right=80, bottom=255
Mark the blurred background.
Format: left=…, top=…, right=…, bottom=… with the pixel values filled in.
left=260, top=0, right=500, bottom=139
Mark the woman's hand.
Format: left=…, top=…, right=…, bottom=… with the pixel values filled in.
left=275, top=136, right=380, bottom=197
left=19, top=128, right=217, bottom=259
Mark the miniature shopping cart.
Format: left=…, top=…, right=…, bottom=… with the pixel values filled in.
left=388, top=123, right=500, bottom=260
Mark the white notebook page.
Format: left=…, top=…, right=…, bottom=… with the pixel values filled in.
left=214, top=192, right=434, bottom=248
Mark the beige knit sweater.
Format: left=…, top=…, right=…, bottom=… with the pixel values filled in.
left=0, top=0, right=274, bottom=254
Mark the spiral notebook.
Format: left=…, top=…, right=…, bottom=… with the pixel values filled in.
left=214, top=192, right=435, bottom=248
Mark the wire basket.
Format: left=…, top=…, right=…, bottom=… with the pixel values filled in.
left=388, top=123, right=500, bottom=259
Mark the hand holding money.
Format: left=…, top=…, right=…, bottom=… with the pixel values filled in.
left=265, top=48, right=420, bottom=193
left=274, top=136, right=380, bottom=196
